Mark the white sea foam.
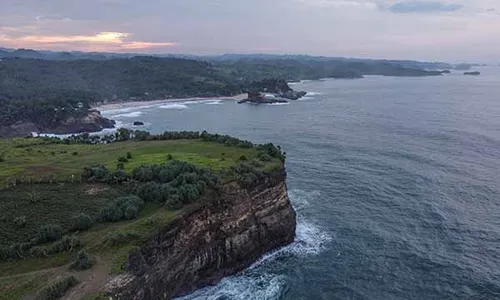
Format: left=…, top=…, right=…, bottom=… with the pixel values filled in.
left=306, top=92, right=322, bottom=96
left=176, top=189, right=331, bottom=300
left=267, top=102, right=290, bottom=106
left=205, top=100, right=223, bottom=105
left=110, top=111, right=143, bottom=118
left=298, top=96, right=314, bottom=101
left=39, top=120, right=126, bottom=138
left=159, top=103, right=189, bottom=109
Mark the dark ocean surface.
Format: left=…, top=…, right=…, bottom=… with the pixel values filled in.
left=102, top=68, right=500, bottom=300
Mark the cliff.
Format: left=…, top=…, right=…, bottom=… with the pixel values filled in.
left=0, top=110, right=115, bottom=137
left=105, top=168, right=296, bottom=299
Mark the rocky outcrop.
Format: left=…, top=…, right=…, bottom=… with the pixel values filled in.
left=49, top=110, right=115, bottom=134
left=0, top=110, right=115, bottom=137
left=464, top=71, right=480, bottom=76
left=105, top=168, right=296, bottom=299
left=133, top=121, right=145, bottom=126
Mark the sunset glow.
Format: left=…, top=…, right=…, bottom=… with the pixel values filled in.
left=0, top=31, right=178, bottom=52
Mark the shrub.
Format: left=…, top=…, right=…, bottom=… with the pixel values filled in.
left=259, top=153, right=272, bottom=162
left=117, top=162, right=125, bottom=170
left=72, top=151, right=79, bottom=156
left=38, top=276, right=78, bottom=300
left=0, top=157, right=4, bottom=162
left=250, top=159, right=264, bottom=168
left=100, top=196, right=144, bottom=222
left=82, top=165, right=111, bottom=182
left=46, top=236, right=81, bottom=254
left=71, top=213, right=93, bottom=231
left=13, top=215, right=27, bottom=227
left=104, top=231, right=139, bottom=247
left=118, top=156, right=129, bottom=163
left=70, top=250, right=93, bottom=270
left=239, top=155, right=248, bottom=161
left=167, top=154, right=173, bottom=161
left=37, top=224, right=63, bottom=243
left=126, top=152, right=133, bottom=159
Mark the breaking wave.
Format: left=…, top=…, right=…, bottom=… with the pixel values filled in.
left=159, top=103, right=189, bottom=109
left=109, top=111, right=143, bottom=118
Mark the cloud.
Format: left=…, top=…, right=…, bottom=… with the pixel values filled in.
left=389, top=1, right=464, bottom=13
left=0, top=31, right=178, bottom=52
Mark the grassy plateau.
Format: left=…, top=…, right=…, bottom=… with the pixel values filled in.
left=0, top=135, right=282, bottom=300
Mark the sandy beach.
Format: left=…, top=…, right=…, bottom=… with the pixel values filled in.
left=93, top=93, right=247, bottom=111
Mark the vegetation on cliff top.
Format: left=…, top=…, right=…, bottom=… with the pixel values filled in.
left=0, top=130, right=284, bottom=299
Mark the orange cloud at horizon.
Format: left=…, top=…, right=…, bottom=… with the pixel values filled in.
left=0, top=31, right=179, bottom=52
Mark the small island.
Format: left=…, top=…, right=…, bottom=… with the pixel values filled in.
left=464, top=71, right=481, bottom=76
left=238, top=79, right=307, bottom=104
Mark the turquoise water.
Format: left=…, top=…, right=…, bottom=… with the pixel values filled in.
left=103, top=68, right=500, bottom=299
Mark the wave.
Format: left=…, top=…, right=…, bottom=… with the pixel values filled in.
left=159, top=103, right=189, bottom=109
left=176, top=189, right=330, bottom=300
left=306, top=92, right=322, bottom=96
left=205, top=100, right=223, bottom=105
left=109, top=111, right=143, bottom=118
left=39, top=120, right=126, bottom=138
left=267, top=102, right=290, bottom=106
left=298, top=96, right=314, bottom=101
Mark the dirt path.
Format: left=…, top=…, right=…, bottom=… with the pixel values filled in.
left=65, top=256, right=111, bottom=300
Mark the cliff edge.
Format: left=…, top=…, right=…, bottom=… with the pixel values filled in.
left=105, top=168, right=296, bottom=299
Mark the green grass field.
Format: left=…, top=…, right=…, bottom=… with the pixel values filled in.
left=0, top=138, right=278, bottom=186
left=0, top=137, right=281, bottom=299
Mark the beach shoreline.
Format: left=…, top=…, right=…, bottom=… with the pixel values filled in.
left=93, top=94, right=247, bottom=111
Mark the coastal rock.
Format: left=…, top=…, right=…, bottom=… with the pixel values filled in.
left=105, top=168, right=296, bottom=299
left=464, top=71, right=480, bottom=76
left=238, top=92, right=288, bottom=104
left=0, top=109, right=115, bottom=137
left=441, top=70, right=451, bottom=74
left=49, top=110, right=115, bottom=134
left=280, top=90, right=307, bottom=100
left=133, top=121, right=145, bottom=126
left=0, top=121, right=39, bottom=137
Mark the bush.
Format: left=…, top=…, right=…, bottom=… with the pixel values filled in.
left=117, top=162, right=125, bottom=170
left=46, top=236, right=81, bottom=254
left=167, top=154, right=173, bottom=161
left=0, top=157, right=4, bottom=162
left=259, top=153, right=272, bottom=162
left=118, top=156, right=129, bottom=163
left=239, top=155, right=248, bottom=161
left=100, top=196, right=144, bottom=222
left=72, top=151, right=79, bottom=156
left=126, top=152, right=133, bottom=159
left=13, top=215, right=27, bottom=227
left=38, top=276, right=78, bottom=300
left=70, top=250, right=93, bottom=270
left=104, top=231, right=139, bottom=247
left=82, top=165, right=111, bottom=182
left=37, top=224, right=63, bottom=243
left=71, top=213, right=93, bottom=231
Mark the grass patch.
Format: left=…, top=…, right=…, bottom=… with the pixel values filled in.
left=38, top=275, right=78, bottom=300
left=0, top=184, right=125, bottom=247
left=0, top=139, right=278, bottom=186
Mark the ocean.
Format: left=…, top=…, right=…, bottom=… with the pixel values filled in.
left=101, top=68, right=500, bottom=300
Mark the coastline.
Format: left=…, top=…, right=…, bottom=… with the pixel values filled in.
left=93, top=94, right=247, bottom=112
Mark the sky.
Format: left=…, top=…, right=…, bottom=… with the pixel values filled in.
left=0, top=0, right=499, bottom=62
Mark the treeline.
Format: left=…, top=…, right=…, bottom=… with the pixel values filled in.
left=40, top=129, right=284, bottom=161
left=0, top=57, right=240, bottom=102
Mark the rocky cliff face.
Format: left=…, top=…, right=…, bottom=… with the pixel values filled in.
left=0, top=110, right=115, bottom=137
left=105, top=168, right=296, bottom=300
